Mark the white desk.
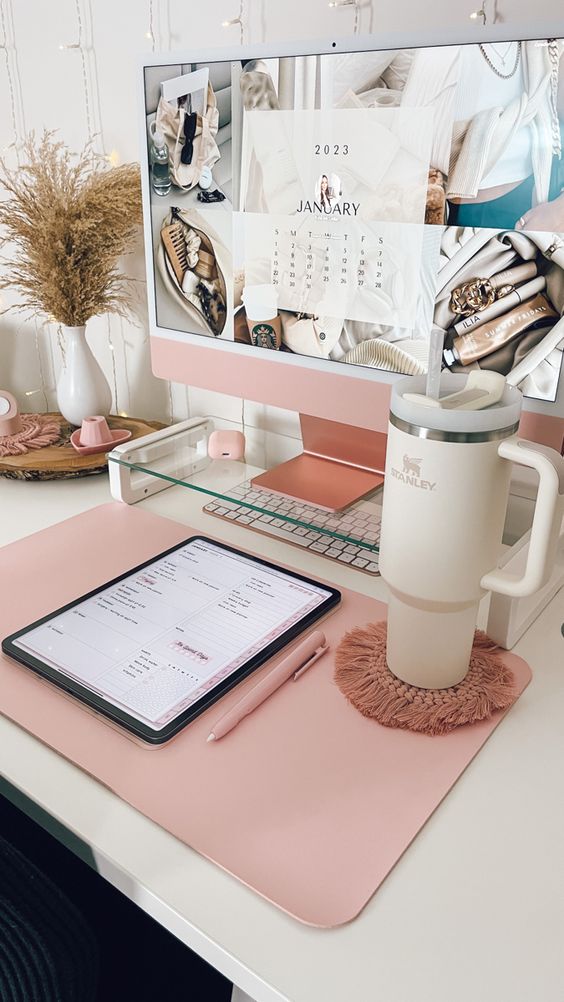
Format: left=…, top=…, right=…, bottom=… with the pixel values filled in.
left=1, top=475, right=563, bottom=1002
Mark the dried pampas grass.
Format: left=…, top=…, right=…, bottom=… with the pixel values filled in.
left=0, top=132, right=142, bottom=326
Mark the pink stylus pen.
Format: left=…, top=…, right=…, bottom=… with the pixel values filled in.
left=206, top=630, right=328, bottom=742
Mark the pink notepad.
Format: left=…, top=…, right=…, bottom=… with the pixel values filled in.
left=0, top=504, right=531, bottom=927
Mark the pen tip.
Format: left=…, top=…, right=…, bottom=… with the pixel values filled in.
left=206, top=733, right=215, bottom=743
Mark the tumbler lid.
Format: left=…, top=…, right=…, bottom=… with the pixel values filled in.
left=390, top=374, right=522, bottom=438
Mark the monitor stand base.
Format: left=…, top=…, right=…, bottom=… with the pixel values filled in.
left=251, top=414, right=387, bottom=513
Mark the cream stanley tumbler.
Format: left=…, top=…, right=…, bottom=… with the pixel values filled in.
left=379, top=374, right=564, bottom=688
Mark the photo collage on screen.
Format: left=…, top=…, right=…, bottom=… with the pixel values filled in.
left=145, top=39, right=564, bottom=401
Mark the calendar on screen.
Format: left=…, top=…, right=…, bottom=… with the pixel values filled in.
left=239, top=106, right=430, bottom=329
left=243, top=214, right=423, bottom=329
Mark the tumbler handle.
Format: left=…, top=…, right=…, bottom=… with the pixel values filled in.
left=481, top=439, right=564, bottom=599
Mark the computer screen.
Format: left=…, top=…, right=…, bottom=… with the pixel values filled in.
left=141, top=31, right=564, bottom=417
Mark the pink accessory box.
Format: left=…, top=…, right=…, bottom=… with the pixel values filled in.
left=0, top=504, right=531, bottom=927
left=207, top=429, right=246, bottom=460
left=70, top=415, right=131, bottom=455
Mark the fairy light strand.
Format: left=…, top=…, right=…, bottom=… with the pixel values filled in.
left=57, top=325, right=66, bottom=366
left=328, top=0, right=360, bottom=33
left=75, top=0, right=96, bottom=146
left=469, top=1, right=488, bottom=23
left=85, top=0, right=108, bottom=154
left=6, top=0, right=26, bottom=132
left=105, top=316, right=119, bottom=413
left=222, top=0, right=246, bottom=45
left=118, top=317, right=132, bottom=414
left=0, top=0, right=19, bottom=152
left=147, top=0, right=156, bottom=50
left=33, top=320, right=50, bottom=411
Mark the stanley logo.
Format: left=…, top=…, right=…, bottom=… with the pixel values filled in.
left=390, top=455, right=437, bottom=491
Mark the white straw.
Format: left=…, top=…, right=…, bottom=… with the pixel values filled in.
left=426, top=329, right=445, bottom=400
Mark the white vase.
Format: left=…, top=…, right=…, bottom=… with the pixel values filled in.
left=56, top=324, right=112, bottom=427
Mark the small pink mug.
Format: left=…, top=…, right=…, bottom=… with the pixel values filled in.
left=79, top=415, right=112, bottom=447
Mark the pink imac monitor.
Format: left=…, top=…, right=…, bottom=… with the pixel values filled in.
left=140, top=25, right=564, bottom=505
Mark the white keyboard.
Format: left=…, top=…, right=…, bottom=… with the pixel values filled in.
left=203, top=479, right=381, bottom=576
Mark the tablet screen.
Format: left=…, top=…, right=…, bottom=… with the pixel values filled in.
left=7, top=537, right=338, bottom=740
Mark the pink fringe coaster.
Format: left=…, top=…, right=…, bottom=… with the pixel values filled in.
left=0, top=415, right=62, bottom=457
left=335, top=621, right=516, bottom=737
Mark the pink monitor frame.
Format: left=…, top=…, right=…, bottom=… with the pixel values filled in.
left=151, top=336, right=564, bottom=454
left=143, top=24, right=564, bottom=488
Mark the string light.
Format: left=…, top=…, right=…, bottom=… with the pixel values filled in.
left=222, top=0, right=246, bottom=45
left=119, top=316, right=132, bottom=414
left=106, top=316, right=119, bottom=414
left=328, top=0, right=360, bottom=33
left=57, top=1, right=97, bottom=149
left=34, top=320, right=50, bottom=410
left=469, top=1, right=488, bottom=23
left=147, top=0, right=156, bottom=51
left=105, top=149, right=120, bottom=166
left=0, top=0, right=22, bottom=156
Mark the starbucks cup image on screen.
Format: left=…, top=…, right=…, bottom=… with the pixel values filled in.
left=242, top=284, right=282, bottom=350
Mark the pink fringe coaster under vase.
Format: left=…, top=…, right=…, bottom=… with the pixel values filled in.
left=335, top=621, right=516, bottom=737
left=0, top=415, right=62, bottom=457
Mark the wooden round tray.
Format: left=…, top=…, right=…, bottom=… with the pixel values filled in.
left=0, top=413, right=165, bottom=480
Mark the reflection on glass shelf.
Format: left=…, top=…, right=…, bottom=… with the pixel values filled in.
left=108, top=421, right=382, bottom=553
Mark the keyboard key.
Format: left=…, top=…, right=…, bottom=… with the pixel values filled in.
left=203, top=478, right=382, bottom=574
left=261, top=525, right=310, bottom=546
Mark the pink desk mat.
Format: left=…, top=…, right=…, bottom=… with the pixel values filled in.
left=0, top=504, right=531, bottom=927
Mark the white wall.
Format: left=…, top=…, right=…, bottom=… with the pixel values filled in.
left=0, top=0, right=560, bottom=434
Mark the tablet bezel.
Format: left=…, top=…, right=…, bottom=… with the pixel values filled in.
left=1, top=535, right=341, bottom=745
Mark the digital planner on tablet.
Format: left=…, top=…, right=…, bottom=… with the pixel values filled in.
left=3, top=537, right=339, bottom=744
